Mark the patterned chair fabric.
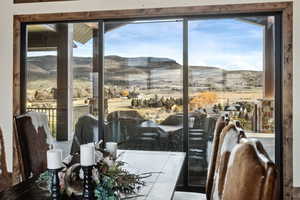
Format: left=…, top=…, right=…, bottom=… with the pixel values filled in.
left=210, top=123, right=246, bottom=200
left=222, top=139, right=277, bottom=200
left=0, top=127, right=12, bottom=191
left=206, top=116, right=227, bottom=199
left=15, top=112, right=52, bottom=178
left=174, top=121, right=276, bottom=200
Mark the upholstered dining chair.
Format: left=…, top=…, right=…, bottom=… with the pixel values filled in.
left=210, top=122, right=246, bottom=199
left=15, top=112, right=52, bottom=179
left=205, top=116, right=228, bottom=199
left=0, top=127, right=12, bottom=191
left=173, top=119, right=245, bottom=200
left=222, top=138, right=277, bottom=200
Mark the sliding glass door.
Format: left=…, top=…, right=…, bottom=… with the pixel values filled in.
left=21, top=13, right=281, bottom=192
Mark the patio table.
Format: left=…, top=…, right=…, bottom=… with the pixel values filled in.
left=139, top=120, right=183, bottom=137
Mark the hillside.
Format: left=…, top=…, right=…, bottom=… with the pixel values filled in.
left=27, top=55, right=263, bottom=91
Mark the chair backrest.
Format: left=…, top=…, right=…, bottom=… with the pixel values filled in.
left=0, top=127, right=8, bottom=177
left=207, top=117, right=218, bottom=139
left=222, top=139, right=277, bottom=200
left=206, top=116, right=227, bottom=199
left=71, top=114, right=98, bottom=154
left=193, top=113, right=207, bottom=129
left=0, top=127, right=13, bottom=191
left=15, top=112, right=51, bottom=178
left=210, top=123, right=246, bottom=200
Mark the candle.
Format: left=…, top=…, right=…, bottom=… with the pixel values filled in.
left=80, top=144, right=95, bottom=166
left=47, top=150, right=62, bottom=169
left=106, top=142, right=118, bottom=159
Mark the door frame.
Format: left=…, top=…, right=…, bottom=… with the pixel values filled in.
left=13, top=2, right=293, bottom=199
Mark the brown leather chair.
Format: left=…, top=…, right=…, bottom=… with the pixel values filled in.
left=15, top=112, right=50, bottom=179
left=0, top=127, right=12, bottom=191
left=222, top=139, right=277, bottom=200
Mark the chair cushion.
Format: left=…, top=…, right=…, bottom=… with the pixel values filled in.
left=173, top=192, right=206, bottom=200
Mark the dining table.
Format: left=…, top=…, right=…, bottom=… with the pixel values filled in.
left=0, top=150, right=186, bottom=200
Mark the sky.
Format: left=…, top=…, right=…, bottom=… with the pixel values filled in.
left=28, top=18, right=264, bottom=71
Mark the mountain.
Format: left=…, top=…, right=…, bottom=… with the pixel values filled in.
left=27, top=55, right=263, bottom=91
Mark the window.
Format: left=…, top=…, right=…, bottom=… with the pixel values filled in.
left=21, top=14, right=280, bottom=190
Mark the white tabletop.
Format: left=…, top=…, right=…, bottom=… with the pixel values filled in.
left=118, top=150, right=186, bottom=200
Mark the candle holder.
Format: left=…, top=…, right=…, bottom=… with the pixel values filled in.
left=49, top=169, right=61, bottom=200
left=82, top=166, right=94, bottom=200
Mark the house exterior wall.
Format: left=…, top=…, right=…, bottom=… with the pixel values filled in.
left=1, top=0, right=299, bottom=186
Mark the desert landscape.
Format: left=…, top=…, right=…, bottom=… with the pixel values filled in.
left=26, top=55, right=264, bottom=132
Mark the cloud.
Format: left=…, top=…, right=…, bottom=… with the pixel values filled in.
left=28, top=18, right=264, bottom=71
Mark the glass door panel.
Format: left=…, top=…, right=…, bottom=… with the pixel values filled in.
left=187, top=16, right=276, bottom=187
left=104, top=20, right=184, bottom=151
left=25, top=22, right=100, bottom=152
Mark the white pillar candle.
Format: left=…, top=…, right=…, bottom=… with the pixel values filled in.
left=47, top=150, right=62, bottom=169
left=80, top=144, right=95, bottom=166
left=106, top=142, right=118, bottom=158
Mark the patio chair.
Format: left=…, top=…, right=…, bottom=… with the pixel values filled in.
left=188, top=117, right=217, bottom=181
left=135, top=126, right=164, bottom=151
left=189, top=116, right=211, bottom=138
left=70, top=114, right=98, bottom=154
left=0, top=127, right=12, bottom=191
left=106, top=111, right=145, bottom=149
left=160, top=113, right=183, bottom=126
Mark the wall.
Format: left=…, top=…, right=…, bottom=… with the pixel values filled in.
left=293, top=0, right=300, bottom=187
left=0, top=0, right=299, bottom=185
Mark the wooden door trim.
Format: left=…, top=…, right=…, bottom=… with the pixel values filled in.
left=14, top=0, right=77, bottom=4
left=13, top=2, right=293, bottom=199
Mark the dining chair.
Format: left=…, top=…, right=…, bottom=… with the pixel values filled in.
left=173, top=118, right=245, bottom=200
left=0, top=127, right=12, bottom=191
left=15, top=112, right=51, bottom=179
left=210, top=122, right=246, bottom=199
left=222, top=138, right=277, bottom=200
left=205, top=116, right=228, bottom=199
